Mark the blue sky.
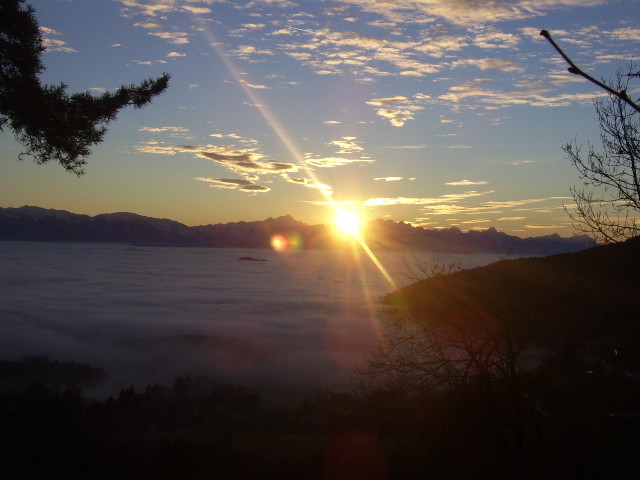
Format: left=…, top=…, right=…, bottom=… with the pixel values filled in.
left=1, top=0, right=639, bottom=236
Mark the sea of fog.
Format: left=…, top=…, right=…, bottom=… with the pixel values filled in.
left=0, top=241, right=504, bottom=400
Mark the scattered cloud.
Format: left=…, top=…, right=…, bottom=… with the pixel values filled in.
left=231, top=45, right=274, bottom=58
left=139, top=126, right=189, bottom=133
left=116, top=0, right=214, bottom=18
left=329, top=137, right=364, bottom=154
left=454, top=58, right=523, bottom=72
left=439, top=81, right=606, bottom=109
left=374, top=177, right=403, bottom=182
left=364, top=190, right=493, bottom=207
left=195, top=177, right=271, bottom=193
left=336, top=0, right=607, bottom=27
left=460, top=219, right=491, bottom=224
left=611, top=27, right=640, bottom=41
left=383, top=144, right=429, bottom=150
left=137, top=137, right=300, bottom=195
left=367, top=96, right=425, bottom=127
left=40, top=26, right=77, bottom=53
left=133, top=59, right=168, bottom=65
left=148, top=31, right=190, bottom=44
left=446, top=179, right=489, bottom=186
left=305, top=155, right=373, bottom=168
left=524, top=224, right=567, bottom=229
left=473, top=29, right=520, bottom=49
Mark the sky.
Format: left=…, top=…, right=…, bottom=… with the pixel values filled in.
left=1, top=0, right=639, bottom=237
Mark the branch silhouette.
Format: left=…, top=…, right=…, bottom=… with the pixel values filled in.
left=540, top=30, right=640, bottom=115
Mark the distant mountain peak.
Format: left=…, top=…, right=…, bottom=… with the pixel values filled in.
left=0, top=205, right=596, bottom=254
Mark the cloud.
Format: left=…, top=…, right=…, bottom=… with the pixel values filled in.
left=148, top=31, right=190, bottom=44
left=181, top=5, right=212, bottom=15
left=167, top=51, right=187, bottom=57
left=336, top=0, right=606, bottom=27
left=305, top=156, right=373, bottom=168
left=454, top=58, right=523, bottom=72
left=137, top=138, right=300, bottom=194
left=244, top=0, right=297, bottom=7
left=383, top=144, right=429, bottom=150
left=304, top=182, right=334, bottom=192
left=364, top=190, right=492, bottom=207
left=117, top=0, right=214, bottom=18
left=366, top=96, right=425, bottom=127
left=446, top=179, right=489, bottom=186
left=473, top=29, right=520, bottom=49
left=524, top=224, right=567, bottom=229
left=242, top=23, right=267, bottom=30
left=279, top=28, right=442, bottom=78
left=413, top=34, right=469, bottom=57
left=39, top=26, right=77, bottom=53
left=139, top=126, right=190, bottom=133
left=231, top=45, right=274, bottom=58
left=195, top=177, right=271, bottom=193
left=439, top=81, right=606, bottom=109
left=420, top=196, right=570, bottom=216
left=460, top=219, right=491, bottom=224
left=243, top=82, right=271, bottom=89
left=329, top=137, right=364, bottom=154
left=610, top=27, right=640, bottom=41
left=374, top=177, right=403, bottom=182
left=133, top=21, right=161, bottom=29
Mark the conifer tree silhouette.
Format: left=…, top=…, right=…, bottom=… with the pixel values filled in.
left=0, top=0, right=170, bottom=175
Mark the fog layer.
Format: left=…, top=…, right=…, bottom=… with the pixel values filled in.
left=0, top=241, right=497, bottom=398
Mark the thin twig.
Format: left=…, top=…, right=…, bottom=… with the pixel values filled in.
left=540, top=30, right=640, bottom=115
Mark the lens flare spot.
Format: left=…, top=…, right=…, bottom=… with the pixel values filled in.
left=271, top=234, right=287, bottom=251
left=271, top=232, right=303, bottom=251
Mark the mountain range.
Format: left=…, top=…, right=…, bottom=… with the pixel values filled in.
left=0, top=205, right=594, bottom=254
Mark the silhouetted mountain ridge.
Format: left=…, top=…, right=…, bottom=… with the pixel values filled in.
left=0, top=205, right=594, bottom=253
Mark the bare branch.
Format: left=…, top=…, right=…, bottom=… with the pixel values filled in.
left=540, top=30, right=640, bottom=114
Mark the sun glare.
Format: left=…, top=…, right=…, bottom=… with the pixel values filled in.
left=335, top=210, right=363, bottom=236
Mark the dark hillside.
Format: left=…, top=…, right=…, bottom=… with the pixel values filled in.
left=385, top=237, right=640, bottom=346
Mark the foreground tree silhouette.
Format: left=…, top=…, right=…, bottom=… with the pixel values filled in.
left=541, top=30, right=640, bottom=243
left=0, top=0, right=170, bottom=175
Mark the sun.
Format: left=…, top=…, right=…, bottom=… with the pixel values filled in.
left=334, top=210, right=363, bottom=236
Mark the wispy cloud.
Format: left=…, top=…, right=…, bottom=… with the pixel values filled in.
left=195, top=177, right=270, bottom=193
left=453, top=58, right=523, bottom=72
left=446, top=179, right=489, bottom=186
left=374, top=177, right=403, bottom=182
left=117, top=0, right=214, bottom=18
left=329, top=137, right=364, bottom=154
left=305, top=155, right=373, bottom=168
left=366, top=95, right=425, bottom=127
left=337, top=0, right=607, bottom=27
left=364, top=190, right=493, bottom=207
left=610, top=26, right=640, bottom=41
left=137, top=136, right=300, bottom=195
left=148, top=31, right=190, bottom=44
left=231, top=45, right=275, bottom=58
left=139, top=126, right=190, bottom=133
left=40, top=26, right=77, bottom=53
